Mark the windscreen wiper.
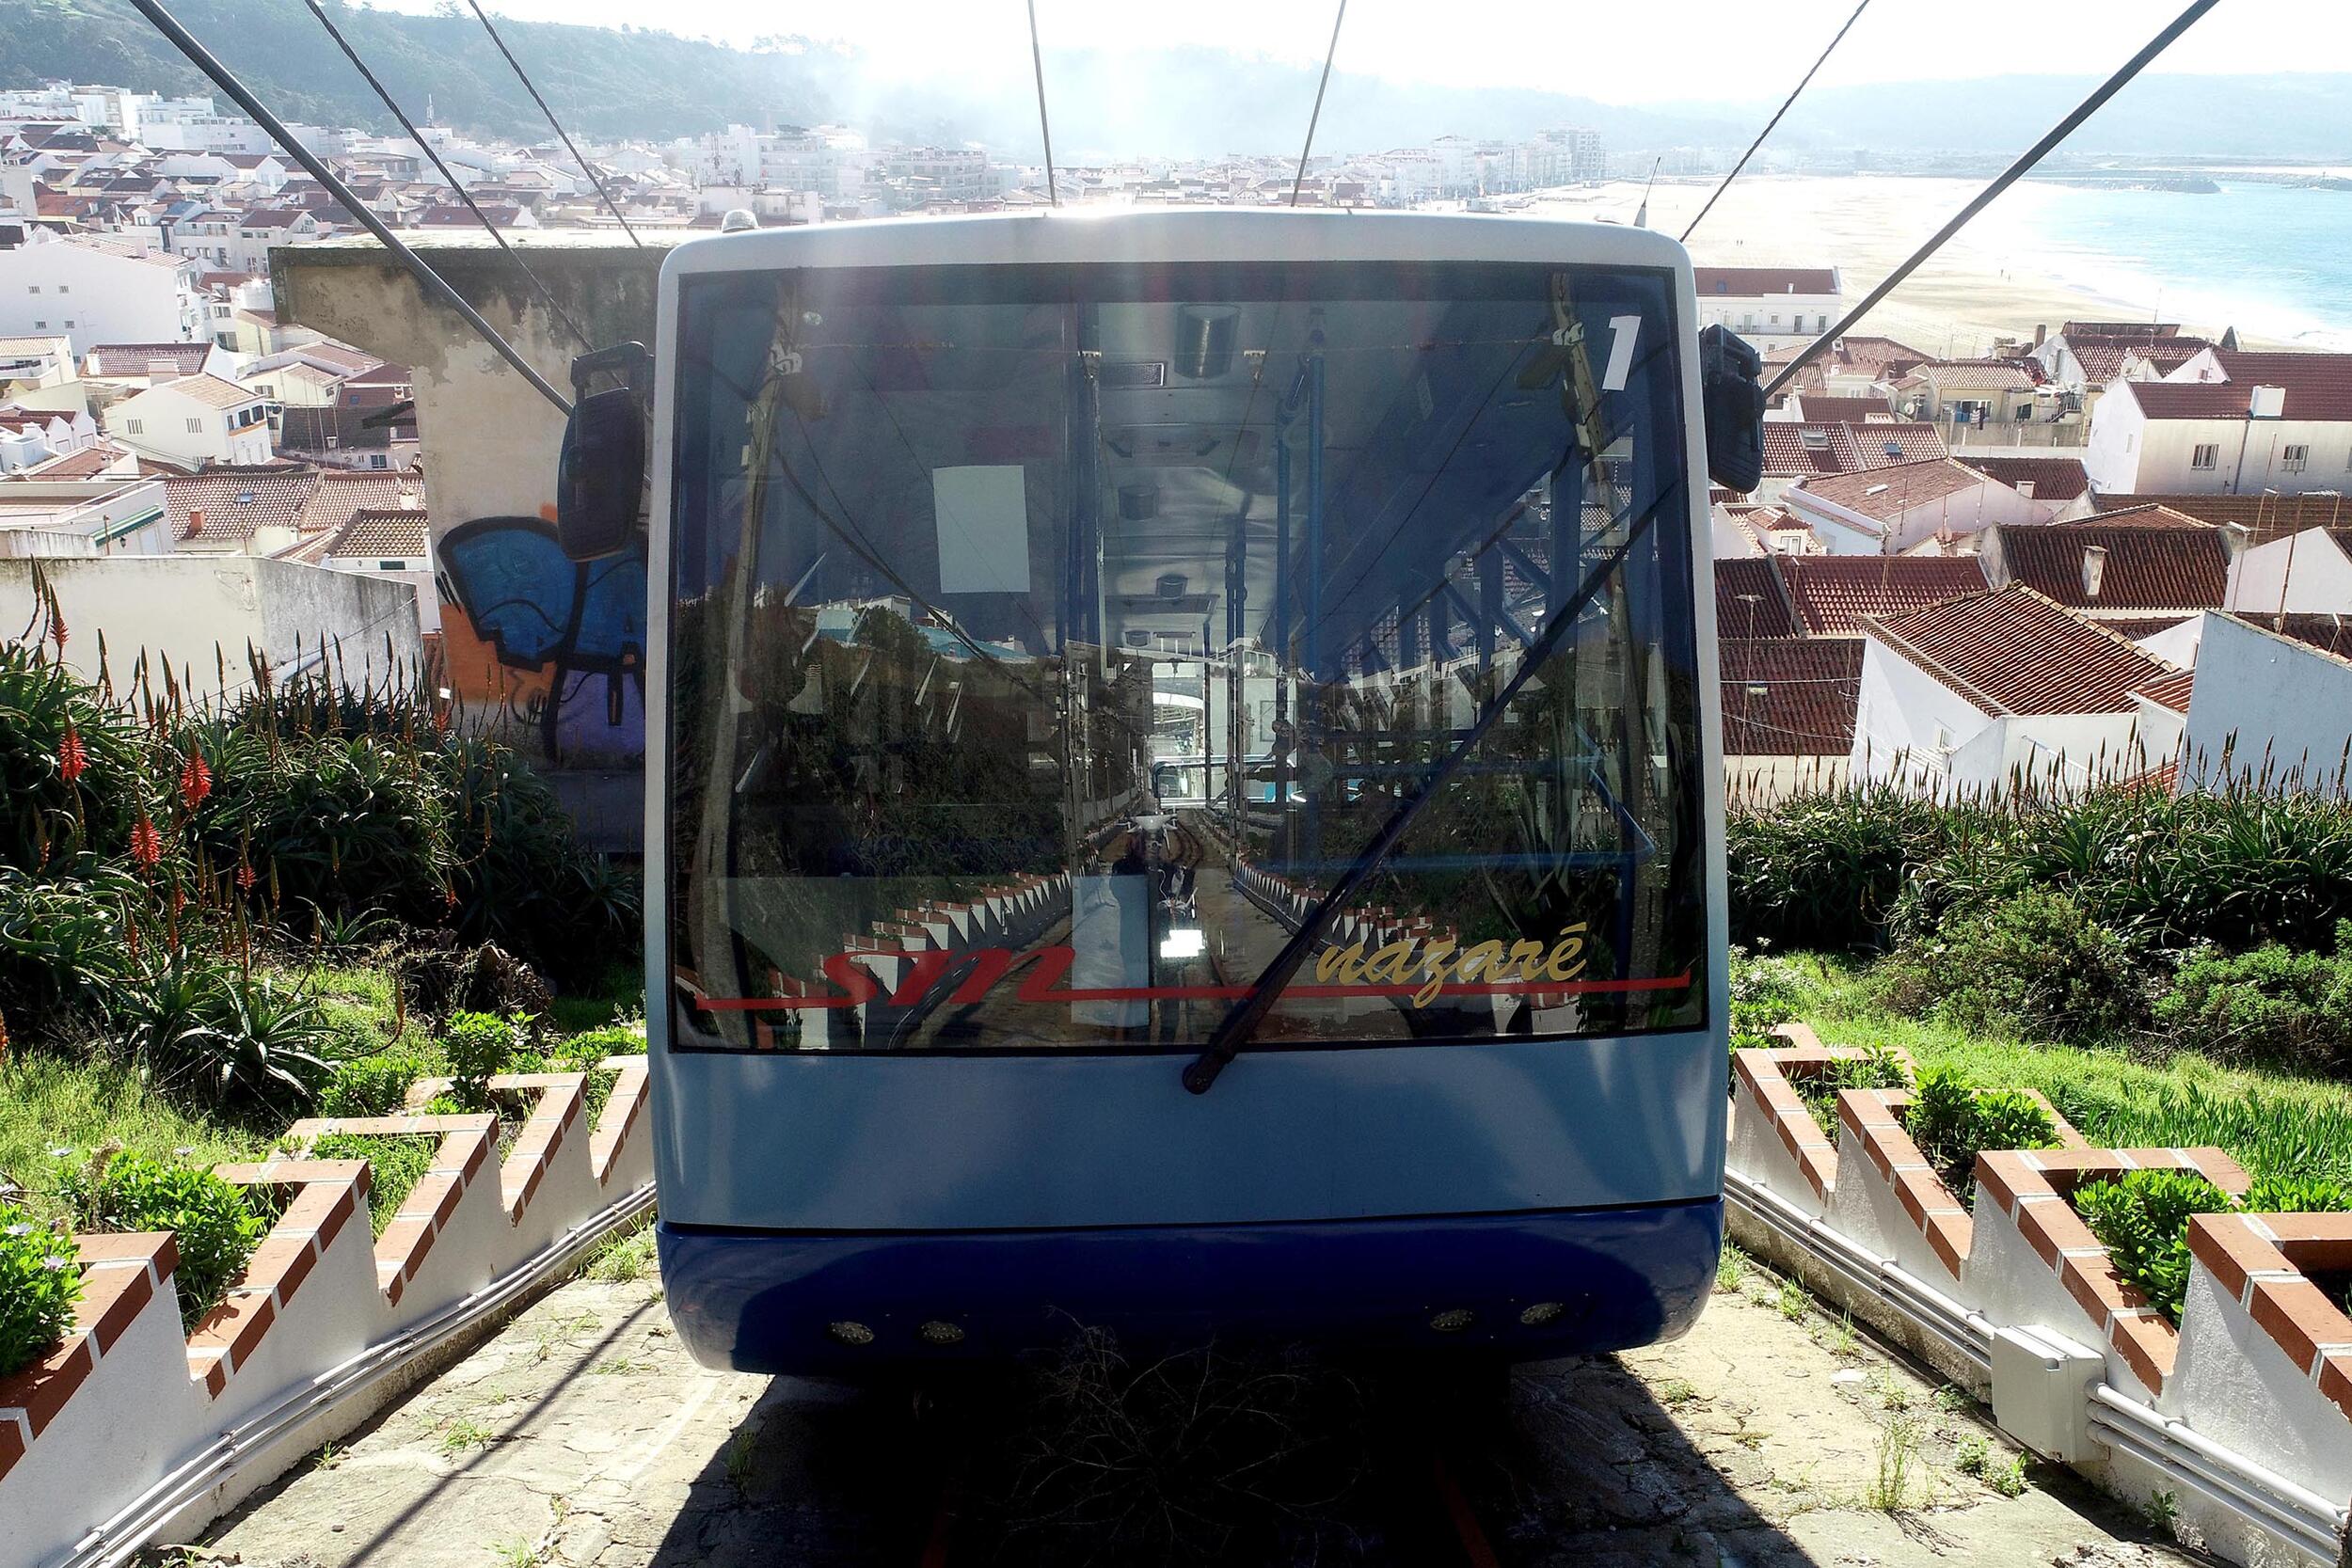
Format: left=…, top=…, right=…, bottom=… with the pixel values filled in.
left=1182, top=483, right=1676, bottom=1093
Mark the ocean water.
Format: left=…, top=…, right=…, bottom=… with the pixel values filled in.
left=1987, top=179, right=2352, bottom=349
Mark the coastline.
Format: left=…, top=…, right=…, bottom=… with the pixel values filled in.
left=1526, top=175, right=2313, bottom=356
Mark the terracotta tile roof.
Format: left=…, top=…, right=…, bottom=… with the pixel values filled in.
left=1696, top=266, right=1838, bottom=296
left=238, top=206, right=306, bottom=229
left=1789, top=394, right=1893, bottom=423
left=294, top=469, right=422, bottom=534
left=1760, top=334, right=1931, bottom=382
left=14, top=444, right=122, bottom=479
left=1965, top=456, right=2090, bottom=502
left=1906, top=359, right=2038, bottom=392
left=2237, top=612, right=2352, bottom=663
left=1761, top=420, right=1946, bottom=478
left=2106, top=614, right=2198, bottom=641
left=2135, top=670, right=2197, bottom=713
left=2090, top=492, right=2350, bottom=545
left=326, top=507, right=429, bottom=559
left=1715, top=558, right=1799, bottom=639
left=1774, top=554, right=1991, bottom=636
left=1789, top=458, right=1993, bottom=524
left=1721, top=638, right=1862, bottom=756
left=85, top=342, right=212, bottom=377
left=159, top=373, right=262, bottom=411
left=165, top=466, right=317, bottom=541
left=1869, top=585, right=2185, bottom=716
left=2126, top=350, right=2352, bottom=421
left=1994, top=520, right=2228, bottom=612
left=2053, top=502, right=2213, bottom=531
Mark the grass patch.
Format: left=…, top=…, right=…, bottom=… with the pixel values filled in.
left=1787, top=956, right=2352, bottom=1185
left=304, top=1132, right=437, bottom=1238
left=0, top=1054, right=261, bottom=1222
left=584, top=1225, right=656, bottom=1284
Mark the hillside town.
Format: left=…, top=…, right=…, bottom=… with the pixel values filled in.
left=2, top=75, right=2348, bottom=805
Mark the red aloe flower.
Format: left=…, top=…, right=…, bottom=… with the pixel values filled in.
left=57, top=725, right=87, bottom=784
left=236, top=860, right=257, bottom=893
left=129, top=815, right=163, bottom=872
left=48, top=610, right=67, bottom=653
left=178, top=751, right=212, bottom=811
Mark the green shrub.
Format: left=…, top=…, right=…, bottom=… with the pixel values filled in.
left=0, top=1202, right=81, bottom=1376
left=443, top=1010, right=519, bottom=1112
left=318, top=1052, right=434, bottom=1117
left=1796, top=1042, right=1908, bottom=1139
left=1902, top=1066, right=2060, bottom=1205
left=305, top=1132, right=437, bottom=1239
left=0, top=861, right=142, bottom=1020
left=52, top=1149, right=264, bottom=1329
left=1876, top=888, right=2145, bottom=1044
left=2072, top=1169, right=2350, bottom=1327
left=2153, top=923, right=2352, bottom=1076
left=1728, top=946, right=1802, bottom=1051
left=0, top=633, right=151, bottom=876
left=2074, top=1170, right=2235, bottom=1324
left=1728, top=787, right=1950, bottom=955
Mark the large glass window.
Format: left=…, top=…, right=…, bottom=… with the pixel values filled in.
left=668, top=258, right=1708, bottom=1053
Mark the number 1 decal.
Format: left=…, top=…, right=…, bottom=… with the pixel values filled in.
left=1601, top=314, right=1642, bottom=392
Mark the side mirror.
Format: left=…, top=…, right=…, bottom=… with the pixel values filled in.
left=555, top=342, right=650, bottom=562
left=1698, top=325, right=1766, bottom=496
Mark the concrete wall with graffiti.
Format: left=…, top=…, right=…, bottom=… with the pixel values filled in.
left=274, top=235, right=666, bottom=782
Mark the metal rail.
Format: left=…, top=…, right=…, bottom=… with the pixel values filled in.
left=1723, top=1168, right=2350, bottom=1562
left=62, top=1182, right=657, bottom=1568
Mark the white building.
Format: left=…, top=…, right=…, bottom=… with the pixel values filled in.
left=2083, top=349, right=2352, bottom=496
left=0, top=476, right=168, bottom=556
left=0, top=332, right=81, bottom=410
left=0, top=403, right=100, bottom=470
left=1692, top=267, right=1841, bottom=355
left=0, top=233, right=204, bottom=354
left=102, top=372, right=271, bottom=467
left=2177, top=611, right=2352, bottom=795
left=1783, top=458, right=2042, bottom=555
left=1851, top=583, right=2184, bottom=800
left=2224, top=524, right=2352, bottom=617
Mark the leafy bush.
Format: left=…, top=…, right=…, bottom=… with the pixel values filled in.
left=0, top=1201, right=81, bottom=1376
left=318, top=1051, right=435, bottom=1118
left=2153, top=922, right=2352, bottom=1076
left=2074, top=1170, right=2234, bottom=1324
left=1795, top=1042, right=1908, bottom=1139
left=0, top=633, right=151, bottom=876
left=53, top=1149, right=264, bottom=1329
left=2074, top=1169, right=2349, bottom=1325
left=1728, top=946, right=1802, bottom=1052
left=1875, top=888, right=2146, bottom=1044
left=1902, top=1066, right=2060, bottom=1205
left=1728, top=787, right=1950, bottom=954
left=305, top=1132, right=437, bottom=1238
left=442, top=1010, right=521, bottom=1112
left=0, top=861, right=141, bottom=1020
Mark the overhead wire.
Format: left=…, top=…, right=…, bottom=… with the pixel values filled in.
left=1289, top=0, right=1348, bottom=208
left=1025, top=0, right=1058, bottom=205
left=462, top=0, right=644, bottom=246
left=298, top=0, right=596, bottom=354
left=1763, top=0, right=2223, bottom=400
left=1680, top=0, right=1870, bottom=243
left=124, top=0, right=572, bottom=415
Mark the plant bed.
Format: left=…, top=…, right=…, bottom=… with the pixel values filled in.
left=1972, top=1147, right=2250, bottom=1391
left=1729, top=1031, right=1915, bottom=1212
left=1831, top=1085, right=2085, bottom=1280
left=263, top=1117, right=496, bottom=1311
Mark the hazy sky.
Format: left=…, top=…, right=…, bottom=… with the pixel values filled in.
left=373, top=0, right=2348, bottom=102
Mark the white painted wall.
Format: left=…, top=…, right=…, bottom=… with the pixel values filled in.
left=1851, top=635, right=2155, bottom=799
left=0, top=555, right=423, bottom=696
left=1851, top=633, right=1989, bottom=791
left=2090, top=385, right=2352, bottom=495
left=0, top=240, right=202, bottom=355
left=103, top=379, right=273, bottom=467
left=2225, top=528, right=2352, bottom=615
left=2083, top=384, right=2148, bottom=493
left=2179, top=612, right=2352, bottom=793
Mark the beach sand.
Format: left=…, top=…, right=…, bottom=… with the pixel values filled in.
left=1526, top=175, right=2178, bottom=358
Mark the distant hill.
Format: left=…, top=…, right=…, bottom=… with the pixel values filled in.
left=0, top=0, right=845, bottom=142
left=8, top=1, right=2352, bottom=164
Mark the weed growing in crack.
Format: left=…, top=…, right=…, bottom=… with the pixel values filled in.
left=1954, top=1433, right=1989, bottom=1477
left=1865, top=1414, right=1922, bottom=1510
left=1988, top=1455, right=2029, bottom=1498
left=1659, top=1377, right=1699, bottom=1408
left=1716, top=1244, right=1748, bottom=1293
left=438, top=1418, right=493, bottom=1456
left=2142, top=1487, right=2178, bottom=1535
left=1775, top=1278, right=1808, bottom=1323
left=725, top=1425, right=759, bottom=1489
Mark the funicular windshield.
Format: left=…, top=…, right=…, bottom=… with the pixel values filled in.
left=667, top=256, right=1708, bottom=1053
